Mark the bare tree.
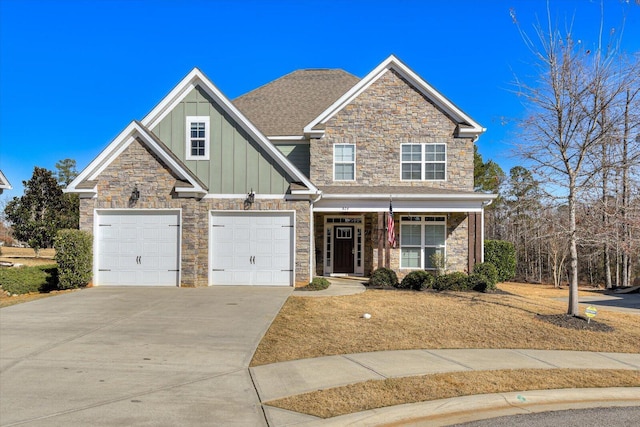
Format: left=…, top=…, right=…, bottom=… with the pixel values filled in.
left=512, top=6, right=630, bottom=315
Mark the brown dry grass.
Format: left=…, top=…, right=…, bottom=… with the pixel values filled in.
left=266, top=369, right=640, bottom=418
left=0, top=247, right=56, bottom=267
left=251, top=283, right=640, bottom=366
left=0, top=290, right=74, bottom=308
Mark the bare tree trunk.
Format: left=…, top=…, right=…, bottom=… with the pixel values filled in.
left=621, top=89, right=631, bottom=287
left=568, top=178, right=579, bottom=315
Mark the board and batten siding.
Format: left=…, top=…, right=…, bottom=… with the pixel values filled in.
left=275, top=143, right=310, bottom=178
left=152, top=85, right=293, bottom=194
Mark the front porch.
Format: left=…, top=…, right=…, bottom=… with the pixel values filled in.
left=313, top=211, right=482, bottom=279
left=309, top=186, right=496, bottom=279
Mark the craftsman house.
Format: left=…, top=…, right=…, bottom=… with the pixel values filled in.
left=66, top=55, right=496, bottom=287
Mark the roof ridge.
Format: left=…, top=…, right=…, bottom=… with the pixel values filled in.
left=234, top=68, right=358, bottom=101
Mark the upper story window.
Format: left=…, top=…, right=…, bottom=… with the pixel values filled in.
left=186, top=116, right=210, bottom=160
left=401, top=143, right=446, bottom=181
left=334, top=143, right=355, bottom=181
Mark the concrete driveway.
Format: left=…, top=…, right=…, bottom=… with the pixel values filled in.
left=0, top=286, right=292, bottom=426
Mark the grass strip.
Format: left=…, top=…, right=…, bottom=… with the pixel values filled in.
left=265, top=369, right=640, bottom=418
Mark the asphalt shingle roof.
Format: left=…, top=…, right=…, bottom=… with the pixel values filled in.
left=233, top=69, right=360, bottom=137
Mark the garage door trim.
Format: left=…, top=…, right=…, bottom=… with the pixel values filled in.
left=94, top=209, right=182, bottom=287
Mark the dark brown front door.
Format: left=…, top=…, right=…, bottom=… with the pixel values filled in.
left=333, top=226, right=354, bottom=273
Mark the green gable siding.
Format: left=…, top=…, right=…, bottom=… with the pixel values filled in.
left=152, top=86, right=293, bottom=194
left=275, top=144, right=310, bottom=178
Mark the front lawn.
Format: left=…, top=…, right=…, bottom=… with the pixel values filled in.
left=254, top=282, right=640, bottom=418
left=252, top=282, right=640, bottom=366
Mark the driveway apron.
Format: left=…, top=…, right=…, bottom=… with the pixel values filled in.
left=0, top=286, right=291, bottom=426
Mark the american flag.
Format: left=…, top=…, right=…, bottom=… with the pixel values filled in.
left=388, top=200, right=396, bottom=248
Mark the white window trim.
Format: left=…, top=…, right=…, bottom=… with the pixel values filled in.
left=186, top=116, right=210, bottom=161
left=399, top=215, right=447, bottom=270
left=333, top=143, right=356, bottom=181
left=400, top=143, right=447, bottom=181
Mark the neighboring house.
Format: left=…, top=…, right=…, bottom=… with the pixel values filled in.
left=0, top=170, right=12, bottom=194
left=66, top=55, right=496, bottom=287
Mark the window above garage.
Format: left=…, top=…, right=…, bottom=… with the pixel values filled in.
left=186, top=116, right=210, bottom=160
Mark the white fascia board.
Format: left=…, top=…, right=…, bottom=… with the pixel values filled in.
left=268, top=136, right=309, bottom=142
left=314, top=198, right=487, bottom=213
left=304, top=55, right=485, bottom=138
left=66, top=122, right=206, bottom=195
left=203, top=194, right=287, bottom=200
left=320, top=192, right=497, bottom=201
left=0, top=170, right=12, bottom=190
left=140, top=68, right=318, bottom=193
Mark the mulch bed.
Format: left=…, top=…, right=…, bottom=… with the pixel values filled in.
left=536, top=313, right=614, bottom=332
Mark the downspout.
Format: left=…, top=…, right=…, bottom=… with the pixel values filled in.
left=309, top=191, right=323, bottom=282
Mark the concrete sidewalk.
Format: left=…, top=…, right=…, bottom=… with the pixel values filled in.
left=251, top=349, right=640, bottom=426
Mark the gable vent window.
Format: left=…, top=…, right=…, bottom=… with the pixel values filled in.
left=401, top=143, right=446, bottom=181
left=186, top=116, right=210, bottom=160
left=334, top=143, right=355, bottom=181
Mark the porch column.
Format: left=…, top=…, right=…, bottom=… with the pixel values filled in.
left=468, top=213, right=475, bottom=273
left=468, top=212, right=482, bottom=271
left=378, top=212, right=384, bottom=269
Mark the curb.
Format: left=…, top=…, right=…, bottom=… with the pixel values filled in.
left=265, top=387, right=640, bottom=426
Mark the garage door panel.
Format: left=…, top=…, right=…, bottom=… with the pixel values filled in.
left=96, top=211, right=180, bottom=287
left=210, top=212, right=293, bottom=286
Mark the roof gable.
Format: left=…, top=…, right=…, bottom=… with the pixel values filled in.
left=141, top=68, right=317, bottom=192
left=233, top=69, right=359, bottom=137
left=0, top=170, right=11, bottom=190
left=66, top=121, right=207, bottom=197
left=304, top=55, right=485, bottom=140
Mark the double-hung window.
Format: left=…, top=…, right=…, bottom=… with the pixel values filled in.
left=334, top=144, right=355, bottom=181
left=400, top=216, right=446, bottom=269
left=186, top=116, right=210, bottom=160
left=401, top=143, right=446, bottom=180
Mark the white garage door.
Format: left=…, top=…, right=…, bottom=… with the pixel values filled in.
left=96, top=210, right=180, bottom=286
left=210, top=212, right=293, bottom=286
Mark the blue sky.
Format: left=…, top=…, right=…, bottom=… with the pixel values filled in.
left=1, top=0, right=639, bottom=197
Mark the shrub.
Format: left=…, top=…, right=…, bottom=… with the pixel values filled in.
left=468, top=273, right=496, bottom=293
left=472, top=262, right=499, bottom=285
left=398, top=270, right=434, bottom=291
left=305, top=277, right=330, bottom=291
left=433, top=272, right=470, bottom=291
left=0, top=265, right=58, bottom=294
left=369, top=267, right=398, bottom=288
left=54, top=229, right=93, bottom=290
left=484, top=240, right=516, bottom=282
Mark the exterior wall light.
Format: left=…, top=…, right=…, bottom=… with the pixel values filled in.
left=131, top=186, right=140, bottom=202
left=244, top=188, right=255, bottom=210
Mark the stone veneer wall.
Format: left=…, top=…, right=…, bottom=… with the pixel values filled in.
left=79, top=139, right=311, bottom=287
left=310, top=69, right=474, bottom=191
